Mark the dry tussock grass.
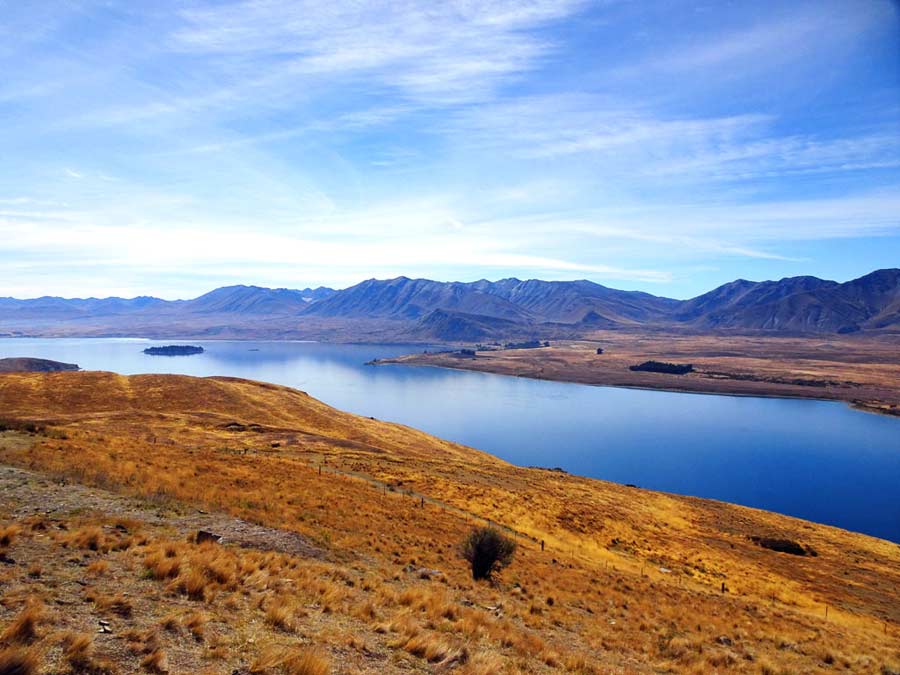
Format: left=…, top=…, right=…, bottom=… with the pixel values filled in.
left=87, top=591, right=133, bottom=618
left=0, top=600, right=44, bottom=645
left=0, top=524, right=22, bottom=548
left=264, top=596, right=301, bottom=632
left=59, top=631, right=116, bottom=674
left=0, top=371, right=897, bottom=674
left=183, top=610, right=208, bottom=641
left=140, top=648, right=168, bottom=673
left=0, top=646, right=38, bottom=675
left=250, top=645, right=331, bottom=674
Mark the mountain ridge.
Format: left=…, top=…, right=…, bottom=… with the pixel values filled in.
left=1, top=269, right=897, bottom=339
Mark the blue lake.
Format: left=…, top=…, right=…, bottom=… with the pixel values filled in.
left=1, top=338, right=898, bottom=542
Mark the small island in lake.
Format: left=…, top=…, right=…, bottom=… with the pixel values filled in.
left=143, top=345, right=204, bottom=356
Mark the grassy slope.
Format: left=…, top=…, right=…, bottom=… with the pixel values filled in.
left=0, top=371, right=898, bottom=674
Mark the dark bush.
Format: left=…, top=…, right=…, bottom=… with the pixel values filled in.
left=628, top=360, right=693, bottom=375
left=750, top=536, right=814, bottom=556
left=461, top=527, right=516, bottom=580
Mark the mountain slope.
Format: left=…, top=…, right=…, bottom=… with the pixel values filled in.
left=305, top=276, right=678, bottom=325
left=181, top=285, right=311, bottom=314
left=413, top=308, right=524, bottom=341
left=681, top=269, right=900, bottom=332
left=302, top=277, right=535, bottom=321
left=674, top=276, right=837, bottom=322
left=477, top=278, right=679, bottom=324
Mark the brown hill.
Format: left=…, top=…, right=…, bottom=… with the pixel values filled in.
left=0, top=357, right=79, bottom=373
left=0, top=371, right=897, bottom=673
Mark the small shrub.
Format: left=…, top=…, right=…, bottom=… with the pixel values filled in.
left=460, top=528, right=516, bottom=580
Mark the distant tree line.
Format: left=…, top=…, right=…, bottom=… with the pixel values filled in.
left=143, top=345, right=204, bottom=356
left=504, top=340, right=549, bottom=350
left=629, top=360, right=693, bottom=375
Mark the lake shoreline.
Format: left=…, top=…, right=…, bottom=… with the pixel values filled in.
left=378, top=357, right=900, bottom=417
left=374, top=342, right=900, bottom=419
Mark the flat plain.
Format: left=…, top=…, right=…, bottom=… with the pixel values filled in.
left=379, top=331, right=900, bottom=416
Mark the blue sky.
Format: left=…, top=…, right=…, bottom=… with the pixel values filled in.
left=1, top=0, right=898, bottom=300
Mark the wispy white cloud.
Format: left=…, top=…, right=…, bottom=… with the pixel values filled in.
left=0, top=0, right=897, bottom=298
left=172, top=0, right=587, bottom=104
left=446, top=95, right=900, bottom=184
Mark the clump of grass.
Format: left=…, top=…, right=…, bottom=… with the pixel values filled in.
left=61, top=632, right=115, bottom=674
left=94, top=592, right=133, bottom=618
left=0, top=646, right=38, bottom=675
left=251, top=646, right=331, bottom=675
left=140, top=649, right=168, bottom=673
left=67, top=526, right=107, bottom=552
left=459, top=652, right=506, bottom=675
left=264, top=597, right=301, bottom=633
left=403, top=633, right=467, bottom=665
left=0, top=524, right=22, bottom=548
left=183, top=611, right=208, bottom=641
left=282, top=647, right=331, bottom=675
left=144, top=551, right=181, bottom=580
left=159, top=613, right=180, bottom=633
left=171, top=568, right=208, bottom=601
left=86, top=560, right=109, bottom=576
left=0, top=600, right=44, bottom=644
left=123, top=628, right=160, bottom=656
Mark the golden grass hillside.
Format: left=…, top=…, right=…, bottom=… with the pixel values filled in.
left=0, top=370, right=898, bottom=674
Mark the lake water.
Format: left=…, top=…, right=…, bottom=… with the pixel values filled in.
left=1, top=338, right=898, bottom=542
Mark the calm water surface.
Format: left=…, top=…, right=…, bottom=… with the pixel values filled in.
left=2, top=338, right=898, bottom=542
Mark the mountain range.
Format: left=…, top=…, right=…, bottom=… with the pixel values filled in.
left=1, top=270, right=897, bottom=341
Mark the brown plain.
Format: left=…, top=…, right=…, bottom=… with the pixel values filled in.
left=382, top=330, right=900, bottom=416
